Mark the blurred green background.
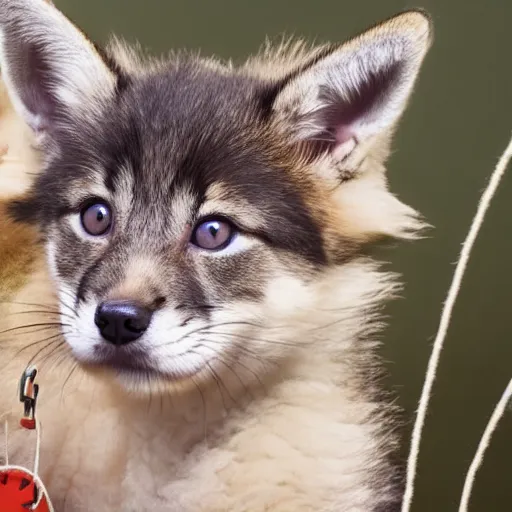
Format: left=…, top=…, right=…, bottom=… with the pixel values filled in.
left=56, top=1, right=512, bottom=510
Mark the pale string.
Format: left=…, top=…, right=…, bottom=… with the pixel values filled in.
left=0, top=412, right=43, bottom=500
left=0, top=412, right=9, bottom=467
left=33, top=418, right=41, bottom=477
left=458, top=378, right=512, bottom=511
left=0, top=411, right=13, bottom=466
left=0, top=413, right=41, bottom=473
left=3, top=420, right=7, bottom=467
left=401, top=132, right=512, bottom=512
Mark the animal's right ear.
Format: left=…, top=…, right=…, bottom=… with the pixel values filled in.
left=269, top=10, right=432, bottom=180
left=0, top=0, right=118, bottom=144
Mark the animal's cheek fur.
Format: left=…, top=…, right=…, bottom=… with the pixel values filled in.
left=50, top=228, right=101, bottom=286
left=193, top=263, right=352, bottom=390
left=297, top=158, right=427, bottom=258
left=175, top=271, right=319, bottom=393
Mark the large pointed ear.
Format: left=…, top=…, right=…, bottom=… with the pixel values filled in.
left=0, top=0, right=118, bottom=143
left=272, top=10, right=433, bottom=178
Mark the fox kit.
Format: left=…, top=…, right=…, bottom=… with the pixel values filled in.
left=0, top=0, right=432, bottom=510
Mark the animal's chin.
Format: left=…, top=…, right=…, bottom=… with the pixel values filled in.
left=80, top=344, right=202, bottom=386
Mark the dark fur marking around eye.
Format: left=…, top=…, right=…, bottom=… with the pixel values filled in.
left=75, top=257, right=104, bottom=307
left=102, top=109, right=143, bottom=195
left=7, top=195, right=39, bottom=224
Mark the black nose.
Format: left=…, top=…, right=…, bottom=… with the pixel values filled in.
left=94, top=301, right=153, bottom=346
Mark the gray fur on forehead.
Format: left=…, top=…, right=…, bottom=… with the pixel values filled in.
left=98, top=60, right=275, bottom=189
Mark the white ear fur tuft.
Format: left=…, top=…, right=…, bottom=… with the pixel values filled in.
left=0, top=0, right=117, bottom=138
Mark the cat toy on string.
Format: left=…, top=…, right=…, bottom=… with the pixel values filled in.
left=0, top=367, right=54, bottom=511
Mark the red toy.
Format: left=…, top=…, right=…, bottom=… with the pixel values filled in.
left=0, top=367, right=54, bottom=511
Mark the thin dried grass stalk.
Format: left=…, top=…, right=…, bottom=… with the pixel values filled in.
left=402, top=133, right=512, bottom=512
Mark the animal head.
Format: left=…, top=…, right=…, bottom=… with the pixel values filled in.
left=0, top=0, right=432, bottom=393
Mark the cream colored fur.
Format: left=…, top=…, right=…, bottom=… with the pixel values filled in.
left=0, top=80, right=37, bottom=198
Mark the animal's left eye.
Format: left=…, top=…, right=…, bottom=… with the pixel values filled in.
left=191, top=217, right=235, bottom=251
left=80, top=202, right=112, bottom=236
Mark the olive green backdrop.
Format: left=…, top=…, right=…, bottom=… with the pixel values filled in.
left=56, top=1, right=512, bottom=510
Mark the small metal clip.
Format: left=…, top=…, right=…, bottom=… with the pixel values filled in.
left=19, top=367, right=39, bottom=430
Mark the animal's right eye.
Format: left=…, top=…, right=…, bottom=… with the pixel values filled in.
left=191, top=217, right=236, bottom=251
left=80, top=202, right=112, bottom=236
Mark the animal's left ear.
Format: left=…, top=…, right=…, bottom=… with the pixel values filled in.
left=272, top=10, right=433, bottom=176
left=0, top=0, right=118, bottom=144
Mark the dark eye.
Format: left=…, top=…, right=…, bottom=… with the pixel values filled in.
left=80, top=202, right=112, bottom=236
left=191, top=218, right=235, bottom=251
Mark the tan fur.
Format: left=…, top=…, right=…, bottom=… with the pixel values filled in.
left=0, top=81, right=39, bottom=199
left=204, top=183, right=268, bottom=232
left=0, top=89, right=41, bottom=299
left=0, top=7, right=432, bottom=511
left=108, top=256, right=168, bottom=305
left=0, top=199, right=39, bottom=300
